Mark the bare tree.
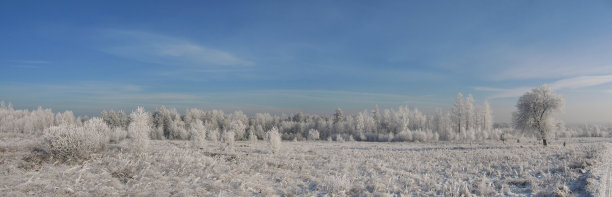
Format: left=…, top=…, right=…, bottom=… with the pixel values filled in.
left=512, top=85, right=564, bottom=146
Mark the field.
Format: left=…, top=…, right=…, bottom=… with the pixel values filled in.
left=1, top=132, right=610, bottom=196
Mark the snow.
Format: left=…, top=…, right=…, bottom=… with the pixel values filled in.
left=1, top=132, right=610, bottom=196
left=588, top=142, right=612, bottom=197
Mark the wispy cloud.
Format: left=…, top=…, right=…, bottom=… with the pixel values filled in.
left=549, top=74, right=612, bottom=89
left=476, top=74, right=612, bottom=99
left=499, top=64, right=612, bottom=80
left=453, top=33, right=612, bottom=81
left=99, top=30, right=254, bottom=67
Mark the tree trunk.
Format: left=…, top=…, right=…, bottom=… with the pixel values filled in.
left=542, top=139, right=547, bottom=146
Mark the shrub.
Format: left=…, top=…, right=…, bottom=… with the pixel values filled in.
left=43, top=124, right=105, bottom=160
left=396, top=131, right=413, bottom=142
left=308, top=129, right=320, bottom=141
left=336, top=134, right=344, bottom=142
left=266, top=127, right=281, bottom=154
left=83, top=117, right=111, bottom=148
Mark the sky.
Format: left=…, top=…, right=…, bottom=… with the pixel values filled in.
left=1, top=1, right=612, bottom=123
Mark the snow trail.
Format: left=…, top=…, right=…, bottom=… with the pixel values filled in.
left=600, top=143, right=612, bottom=197
left=604, top=155, right=612, bottom=197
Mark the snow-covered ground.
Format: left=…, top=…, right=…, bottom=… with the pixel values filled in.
left=589, top=142, right=612, bottom=197
left=1, top=132, right=610, bottom=196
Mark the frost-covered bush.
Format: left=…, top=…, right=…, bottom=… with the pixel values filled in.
left=223, top=131, right=235, bottom=152
left=413, top=130, right=427, bottom=142
left=83, top=117, right=111, bottom=148
left=128, top=107, right=151, bottom=154
left=308, top=129, right=320, bottom=141
left=396, top=130, right=413, bottom=142
left=190, top=119, right=207, bottom=149
left=43, top=124, right=105, bottom=160
left=266, top=127, right=281, bottom=154
left=336, top=134, right=344, bottom=142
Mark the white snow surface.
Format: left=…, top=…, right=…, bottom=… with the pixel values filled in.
left=1, top=132, right=611, bottom=196
left=590, top=142, right=612, bottom=197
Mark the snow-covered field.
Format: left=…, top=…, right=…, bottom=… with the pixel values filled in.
left=1, top=132, right=610, bottom=196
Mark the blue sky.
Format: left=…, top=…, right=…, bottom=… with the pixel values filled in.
left=2, top=1, right=612, bottom=123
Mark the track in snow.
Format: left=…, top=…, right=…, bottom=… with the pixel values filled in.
left=604, top=156, right=612, bottom=197
left=602, top=144, right=612, bottom=197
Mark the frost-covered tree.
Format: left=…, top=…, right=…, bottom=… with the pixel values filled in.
left=152, top=106, right=187, bottom=140
left=101, top=110, right=129, bottom=129
left=55, top=110, right=76, bottom=126
left=128, top=107, right=151, bottom=153
left=464, top=94, right=474, bottom=131
left=373, top=105, right=381, bottom=133
left=512, top=85, right=564, bottom=146
left=190, top=119, right=207, bottom=149
left=452, top=93, right=464, bottom=134
left=481, top=100, right=493, bottom=133
left=184, top=108, right=205, bottom=129
left=255, top=124, right=265, bottom=140
left=249, top=130, right=258, bottom=142
left=229, top=120, right=246, bottom=141
left=333, top=108, right=344, bottom=124
left=266, top=127, right=281, bottom=154
left=308, top=129, right=320, bottom=141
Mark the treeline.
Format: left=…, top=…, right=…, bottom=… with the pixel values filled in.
left=1, top=98, right=611, bottom=142
left=101, top=93, right=500, bottom=142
